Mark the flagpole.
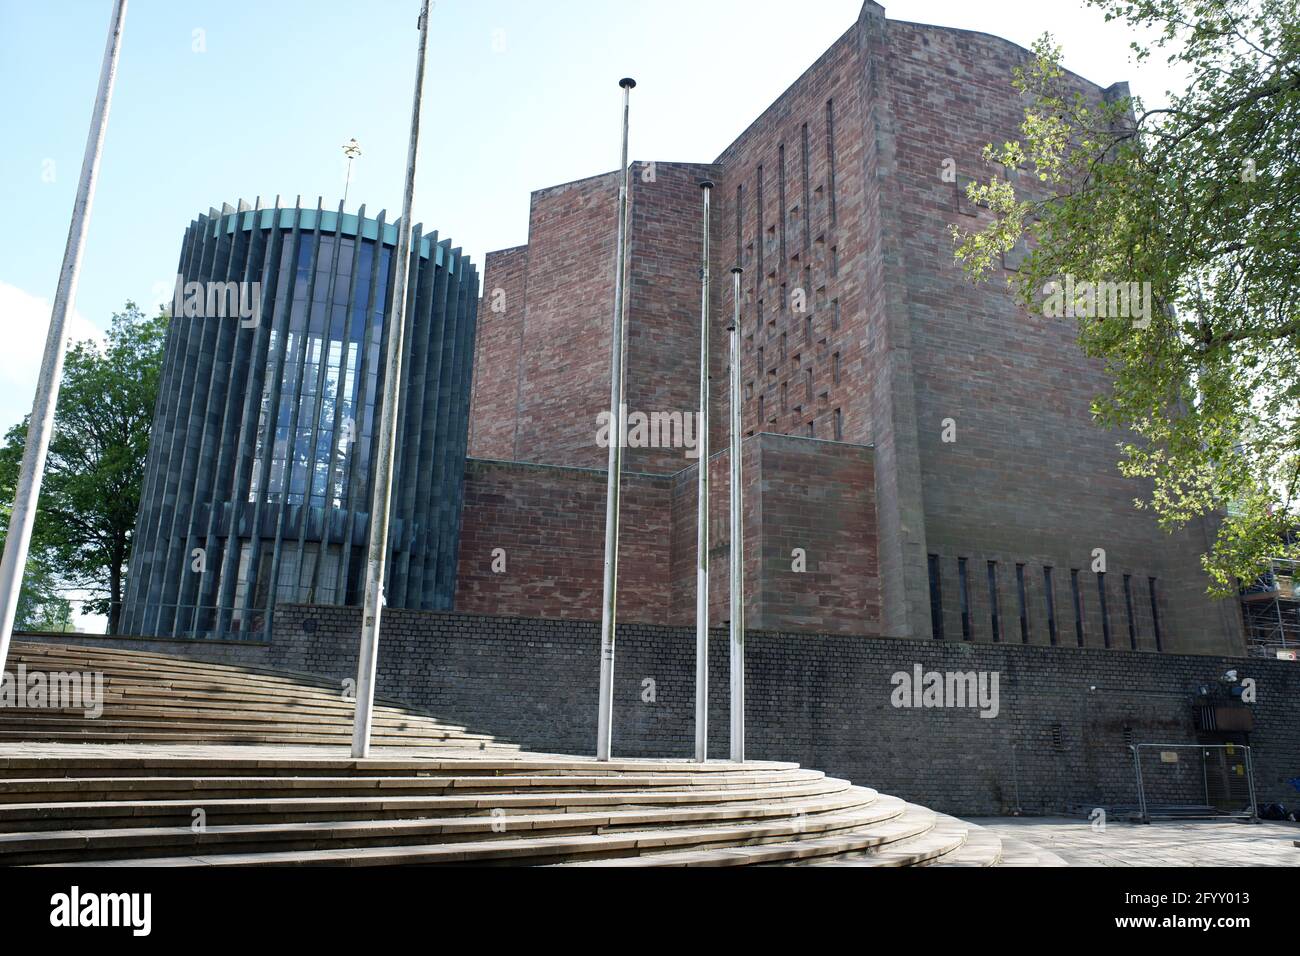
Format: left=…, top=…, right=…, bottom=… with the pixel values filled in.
left=0, top=0, right=128, bottom=674
left=728, top=266, right=745, bottom=763
left=351, top=0, right=431, bottom=758
left=694, top=180, right=714, bottom=762
left=595, top=77, right=636, bottom=762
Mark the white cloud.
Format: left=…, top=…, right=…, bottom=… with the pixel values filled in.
left=0, top=281, right=103, bottom=434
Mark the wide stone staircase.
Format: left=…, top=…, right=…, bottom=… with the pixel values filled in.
left=0, top=642, right=1065, bottom=867
left=2, top=641, right=514, bottom=750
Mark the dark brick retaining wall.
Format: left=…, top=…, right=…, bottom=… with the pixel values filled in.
left=19, top=604, right=1300, bottom=817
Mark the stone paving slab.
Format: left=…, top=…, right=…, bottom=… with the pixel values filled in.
left=965, top=816, right=1300, bottom=867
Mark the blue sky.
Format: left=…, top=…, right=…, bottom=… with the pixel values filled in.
left=0, top=0, right=1184, bottom=628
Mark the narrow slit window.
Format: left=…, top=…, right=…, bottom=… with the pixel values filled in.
left=735, top=184, right=744, bottom=264
left=987, top=561, right=1001, bottom=642
left=1043, top=567, right=1058, bottom=645
left=927, top=554, right=945, bottom=641
left=1070, top=569, right=1085, bottom=647
left=800, top=123, right=812, bottom=253
left=1015, top=563, right=1029, bottom=643
left=958, top=557, right=971, bottom=641
left=825, top=99, right=837, bottom=226
left=1097, top=572, right=1111, bottom=648
left=777, top=143, right=787, bottom=262
left=1148, top=577, right=1162, bottom=652
left=1123, top=573, right=1137, bottom=650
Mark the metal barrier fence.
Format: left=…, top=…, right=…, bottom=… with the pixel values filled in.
left=1131, top=743, right=1257, bottom=823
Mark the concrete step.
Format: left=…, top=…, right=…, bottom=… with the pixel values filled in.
left=0, top=777, right=856, bottom=832
left=9, top=643, right=426, bottom=712
left=2, top=697, right=471, bottom=729
left=0, top=753, right=800, bottom=779
left=2, top=644, right=503, bottom=752
left=787, top=806, right=966, bottom=866
left=37, top=788, right=900, bottom=867
left=2, top=713, right=470, bottom=742
left=10, top=662, right=361, bottom=704
left=0, top=789, right=885, bottom=864
left=0, top=729, right=513, bottom=748
left=4, top=677, right=435, bottom=721
left=0, top=768, right=824, bottom=803
left=557, top=796, right=931, bottom=867
left=922, top=817, right=1003, bottom=866
left=13, top=644, right=358, bottom=691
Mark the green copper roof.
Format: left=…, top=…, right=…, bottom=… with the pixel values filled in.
left=208, top=205, right=457, bottom=271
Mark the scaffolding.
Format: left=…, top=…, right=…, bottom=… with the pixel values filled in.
left=1240, top=557, right=1300, bottom=658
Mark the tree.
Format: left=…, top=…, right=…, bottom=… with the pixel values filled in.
left=14, top=554, right=74, bottom=633
left=952, top=0, right=1300, bottom=595
left=0, top=432, right=73, bottom=633
left=0, top=304, right=168, bottom=633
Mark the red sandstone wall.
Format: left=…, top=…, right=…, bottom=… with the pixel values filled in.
left=878, top=18, right=1239, bottom=653
left=669, top=434, right=879, bottom=635
left=459, top=0, right=1240, bottom=654
left=712, top=24, right=867, bottom=451
left=469, top=245, right=528, bottom=460
left=512, top=173, right=621, bottom=470
left=454, top=458, right=672, bottom=622
left=753, top=435, right=879, bottom=632
left=472, top=163, right=724, bottom=477
left=668, top=442, right=761, bottom=630
left=624, top=161, right=720, bottom=474
left=454, top=435, right=879, bottom=637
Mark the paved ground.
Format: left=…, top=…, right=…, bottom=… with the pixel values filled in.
left=967, top=816, right=1300, bottom=866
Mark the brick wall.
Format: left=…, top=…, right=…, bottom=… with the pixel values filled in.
left=506, top=172, right=623, bottom=469
left=753, top=434, right=879, bottom=632
left=470, top=162, right=725, bottom=477
left=624, top=161, right=722, bottom=474
left=463, top=0, right=1244, bottom=656
left=456, top=433, right=878, bottom=635
left=667, top=434, right=879, bottom=633
left=467, top=244, right=528, bottom=460
left=874, top=16, right=1241, bottom=655
left=26, top=608, right=1298, bottom=817
left=454, top=457, right=672, bottom=622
